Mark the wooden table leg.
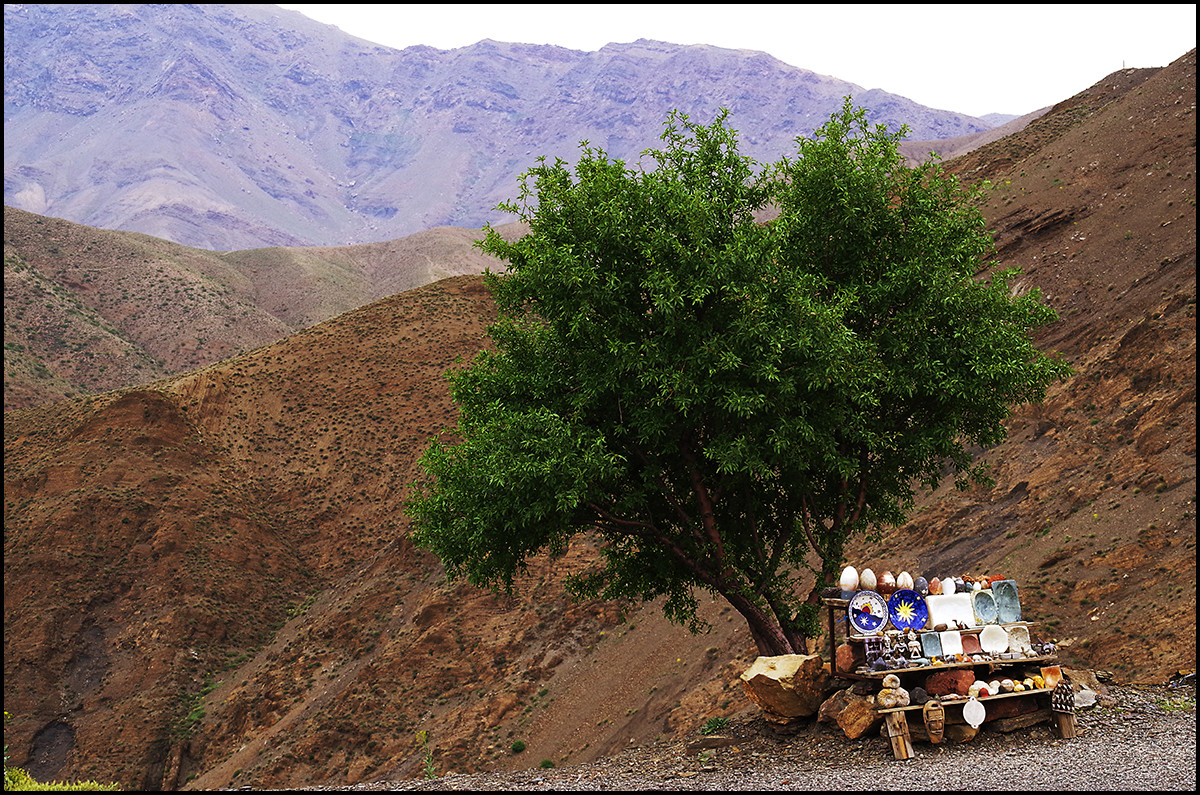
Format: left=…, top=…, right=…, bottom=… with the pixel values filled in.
left=884, top=711, right=913, bottom=760
left=1053, top=711, right=1077, bottom=739
left=827, top=603, right=836, bottom=666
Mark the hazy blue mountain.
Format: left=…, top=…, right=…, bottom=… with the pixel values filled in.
left=4, top=4, right=997, bottom=249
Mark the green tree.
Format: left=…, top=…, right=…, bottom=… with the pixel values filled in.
left=406, top=101, right=1070, bottom=656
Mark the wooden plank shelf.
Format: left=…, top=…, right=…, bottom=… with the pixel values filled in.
left=876, top=687, right=1054, bottom=714
left=846, top=620, right=1037, bottom=641
left=823, top=596, right=1053, bottom=679
left=852, top=654, right=1059, bottom=679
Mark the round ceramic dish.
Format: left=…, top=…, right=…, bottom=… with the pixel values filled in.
left=887, top=589, right=929, bottom=632
left=848, top=589, right=889, bottom=635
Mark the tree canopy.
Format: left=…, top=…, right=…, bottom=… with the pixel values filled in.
left=406, top=100, right=1071, bottom=656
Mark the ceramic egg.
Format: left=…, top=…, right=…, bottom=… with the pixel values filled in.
left=839, top=565, right=859, bottom=592
left=940, top=577, right=955, bottom=595
left=879, top=571, right=897, bottom=596
left=896, top=571, right=914, bottom=590
left=914, top=576, right=929, bottom=595
left=928, top=577, right=942, bottom=595
left=859, top=568, right=877, bottom=591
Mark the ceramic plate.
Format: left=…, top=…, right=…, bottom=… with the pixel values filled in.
left=939, top=630, right=964, bottom=657
left=979, top=624, right=1008, bottom=654
left=963, top=697, right=987, bottom=728
left=972, top=589, right=998, bottom=624
left=887, top=589, right=929, bottom=631
left=992, top=579, right=1022, bottom=623
left=848, top=589, right=889, bottom=635
left=920, top=631, right=942, bottom=659
left=1006, top=624, right=1032, bottom=654
left=925, top=592, right=976, bottom=629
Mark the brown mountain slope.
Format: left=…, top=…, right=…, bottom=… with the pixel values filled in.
left=3, top=52, right=1195, bottom=792
left=865, top=51, right=1197, bottom=684
left=3, top=209, right=511, bottom=411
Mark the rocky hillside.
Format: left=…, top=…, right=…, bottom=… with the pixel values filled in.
left=3, top=3, right=999, bottom=250
left=3, top=210, right=516, bottom=410
left=2, top=50, right=1195, bottom=793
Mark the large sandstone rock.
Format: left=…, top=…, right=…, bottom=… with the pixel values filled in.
left=1063, top=667, right=1110, bottom=695
left=739, top=654, right=829, bottom=718
left=835, top=690, right=882, bottom=739
left=817, top=688, right=852, bottom=724
left=982, top=693, right=1040, bottom=721
left=924, top=668, right=975, bottom=697
left=835, top=642, right=864, bottom=676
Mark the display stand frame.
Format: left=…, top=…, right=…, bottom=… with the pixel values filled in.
left=823, top=596, right=1068, bottom=759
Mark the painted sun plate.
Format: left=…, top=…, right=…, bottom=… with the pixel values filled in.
left=887, top=588, right=929, bottom=632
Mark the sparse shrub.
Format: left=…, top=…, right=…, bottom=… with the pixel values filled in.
left=539, top=759, right=555, bottom=769
left=698, top=716, right=729, bottom=735
left=4, top=766, right=120, bottom=791
left=510, top=740, right=526, bottom=753
left=416, top=730, right=437, bottom=780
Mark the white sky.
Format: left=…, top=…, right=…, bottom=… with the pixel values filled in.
left=279, top=3, right=1196, bottom=118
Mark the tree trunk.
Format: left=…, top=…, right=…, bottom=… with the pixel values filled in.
left=724, top=590, right=798, bottom=656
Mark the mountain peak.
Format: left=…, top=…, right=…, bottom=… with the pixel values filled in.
left=5, top=3, right=996, bottom=250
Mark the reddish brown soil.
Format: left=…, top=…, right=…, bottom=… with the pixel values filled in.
left=3, top=52, right=1194, bottom=791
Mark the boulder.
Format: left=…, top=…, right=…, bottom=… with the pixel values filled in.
left=1074, top=688, right=1098, bottom=709
left=817, top=688, right=853, bottom=724
left=982, top=694, right=1040, bottom=721
left=924, top=668, right=975, bottom=697
left=835, top=690, right=882, bottom=739
left=835, top=642, right=863, bottom=675
left=1063, top=667, right=1110, bottom=695
left=739, top=654, right=829, bottom=718
left=943, top=723, right=980, bottom=743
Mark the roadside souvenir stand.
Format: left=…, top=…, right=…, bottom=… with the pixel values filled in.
left=823, top=568, right=1076, bottom=759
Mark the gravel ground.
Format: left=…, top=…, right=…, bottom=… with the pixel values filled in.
left=308, top=683, right=1195, bottom=792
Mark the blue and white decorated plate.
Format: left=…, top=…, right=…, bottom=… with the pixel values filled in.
left=848, top=589, right=889, bottom=635
left=888, top=589, right=929, bottom=632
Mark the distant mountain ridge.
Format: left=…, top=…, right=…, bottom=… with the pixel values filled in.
left=4, top=3, right=1000, bottom=250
